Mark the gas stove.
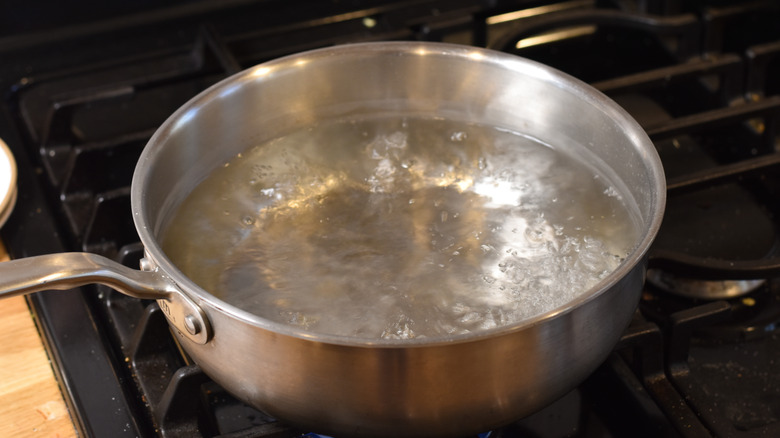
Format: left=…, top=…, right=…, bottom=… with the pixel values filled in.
left=1, top=1, right=779, bottom=437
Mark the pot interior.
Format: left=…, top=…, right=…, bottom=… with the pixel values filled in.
left=133, top=42, right=664, bottom=340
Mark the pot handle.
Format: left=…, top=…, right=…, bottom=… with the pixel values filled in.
left=0, top=252, right=212, bottom=344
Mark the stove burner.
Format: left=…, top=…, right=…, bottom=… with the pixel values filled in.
left=643, top=277, right=780, bottom=343
left=697, top=280, right=780, bottom=342
left=646, top=269, right=765, bottom=299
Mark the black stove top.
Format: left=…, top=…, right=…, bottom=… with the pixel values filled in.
left=1, top=1, right=780, bottom=437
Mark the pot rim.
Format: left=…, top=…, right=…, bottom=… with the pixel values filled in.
left=131, top=41, right=666, bottom=347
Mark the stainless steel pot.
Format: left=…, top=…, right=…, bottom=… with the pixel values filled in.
left=0, top=42, right=665, bottom=437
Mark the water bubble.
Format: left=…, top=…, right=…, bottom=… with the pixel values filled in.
left=603, top=186, right=621, bottom=199
left=450, top=131, right=468, bottom=142
left=460, top=311, right=481, bottom=324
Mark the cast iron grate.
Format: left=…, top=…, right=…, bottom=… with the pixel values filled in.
left=1, top=1, right=780, bottom=437
left=7, top=26, right=241, bottom=258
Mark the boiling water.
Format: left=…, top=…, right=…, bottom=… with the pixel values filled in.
left=161, top=116, right=641, bottom=340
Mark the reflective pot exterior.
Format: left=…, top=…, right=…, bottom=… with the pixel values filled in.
left=163, top=262, right=645, bottom=437
left=133, top=42, right=665, bottom=437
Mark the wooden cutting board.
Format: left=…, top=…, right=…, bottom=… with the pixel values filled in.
left=0, top=243, right=77, bottom=437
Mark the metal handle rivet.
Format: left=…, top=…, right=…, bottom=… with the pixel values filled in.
left=139, top=257, right=154, bottom=272
left=184, top=314, right=201, bottom=335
